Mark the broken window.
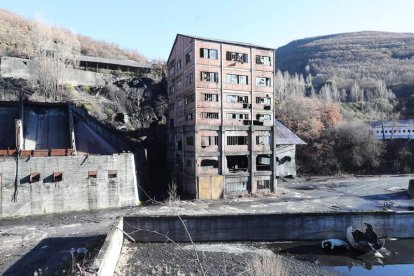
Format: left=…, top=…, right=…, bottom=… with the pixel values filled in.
left=176, top=79, right=182, bottom=90
left=168, top=61, right=175, bottom=76
left=203, top=93, right=218, bottom=102
left=53, top=172, right=63, bottom=182
left=185, top=73, right=193, bottom=85
left=201, top=112, right=219, bottom=119
left=256, top=77, right=272, bottom=87
left=185, top=51, right=192, bottom=64
left=201, top=136, right=218, bottom=147
left=256, top=114, right=272, bottom=122
left=200, top=71, right=219, bottom=83
left=279, top=156, right=292, bottom=165
left=200, top=48, right=218, bottom=59
left=88, top=171, right=97, bottom=178
left=256, top=155, right=271, bottom=171
left=184, top=95, right=194, bottom=104
left=226, top=74, right=248, bottom=85
left=256, top=96, right=271, bottom=105
left=226, top=95, right=249, bottom=103
left=185, top=113, right=193, bottom=121
left=201, top=159, right=219, bottom=168
left=225, top=179, right=248, bottom=193
left=226, top=113, right=249, bottom=120
left=257, top=179, right=270, bottom=190
left=226, top=52, right=248, bottom=63
left=226, top=155, right=248, bottom=173
left=255, top=55, right=271, bottom=66
left=256, top=136, right=270, bottom=145
left=186, top=136, right=194, bottom=146
left=168, top=86, right=175, bottom=95
left=108, top=170, right=117, bottom=178
left=30, top=172, right=41, bottom=183
left=227, top=136, right=248, bottom=145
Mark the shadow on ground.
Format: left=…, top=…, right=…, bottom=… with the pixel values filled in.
left=4, top=235, right=105, bottom=275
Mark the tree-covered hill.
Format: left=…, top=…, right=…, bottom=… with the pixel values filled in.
left=276, top=31, right=414, bottom=98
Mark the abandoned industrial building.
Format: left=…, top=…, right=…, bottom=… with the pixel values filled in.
left=167, top=34, right=279, bottom=199
left=0, top=101, right=139, bottom=218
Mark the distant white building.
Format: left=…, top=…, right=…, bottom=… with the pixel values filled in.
left=369, top=120, right=414, bottom=140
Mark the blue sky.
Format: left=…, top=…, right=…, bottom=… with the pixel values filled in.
left=1, top=0, right=414, bottom=60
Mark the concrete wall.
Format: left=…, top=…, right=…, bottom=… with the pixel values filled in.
left=275, top=144, right=298, bottom=177
left=0, top=56, right=106, bottom=86
left=124, top=211, right=414, bottom=242
left=0, top=153, right=138, bottom=218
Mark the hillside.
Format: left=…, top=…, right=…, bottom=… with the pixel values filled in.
left=0, top=9, right=147, bottom=62
left=276, top=31, right=414, bottom=98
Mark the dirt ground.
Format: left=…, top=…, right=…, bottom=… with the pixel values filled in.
left=1, top=174, right=413, bottom=274
left=115, top=241, right=337, bottom=276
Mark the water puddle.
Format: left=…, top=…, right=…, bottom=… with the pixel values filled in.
left=267, top=239, right=414, bottom=275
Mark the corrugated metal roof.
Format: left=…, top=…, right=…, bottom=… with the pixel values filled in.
left=178, top=34, right=274, bottom=50
left=369, top=120, right=414, bottom=128
left=275, top=120, right=306, bottom=145
left=74, top=55, right=152, bottom=69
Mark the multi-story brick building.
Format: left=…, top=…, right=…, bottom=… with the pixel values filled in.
left=167, top=34, right=276, bottom=199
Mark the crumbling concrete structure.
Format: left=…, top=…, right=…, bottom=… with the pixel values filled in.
left=0, top=55, right=151, bottom=86
left=0, top=101, right=139, bottom=218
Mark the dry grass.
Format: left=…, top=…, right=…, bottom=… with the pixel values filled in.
left=0, top=9, right=148, bottom=62
left=246, top=253, right=290, bottom=276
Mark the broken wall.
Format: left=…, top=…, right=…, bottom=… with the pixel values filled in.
left=0, top=153, right=138, bottom=218
left=275, top=144, right=297, bottom=177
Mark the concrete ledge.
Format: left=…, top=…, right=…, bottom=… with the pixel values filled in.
left=123, top=211, right=414, bottom=242
left=91, top=217, right=124, bottom=276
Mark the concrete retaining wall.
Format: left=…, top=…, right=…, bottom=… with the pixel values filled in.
left=124, top=211, right=414, bottom=242
left=0, top=153, right=139, bottom=218
left=91, top=217, right=124, bottom=276
left=0, top=56, right=106, bottom=86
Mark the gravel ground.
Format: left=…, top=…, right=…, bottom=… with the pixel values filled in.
left=115, top=241, right=338, bottom=276
left=1, top=175, right=412, bottom=274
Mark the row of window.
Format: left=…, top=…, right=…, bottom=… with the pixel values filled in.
left=170, top=94, right=271, bottom=108
left=200, top=48, right=272, bottom=66
left=169, top=50, right=271, bottom=77
left=177, top=112, right=272, bottom=121
left=27, top=170, right=118, bottom=183
left=200, top=72, right=271, bottom=87
left=376, top=129, right=414, bottom=134
left=169, top=74, right=271, bottom=92
left=179, top=135, right=270, bottom=147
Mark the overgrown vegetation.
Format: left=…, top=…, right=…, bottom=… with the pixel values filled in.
left=0, top=9, right=147, bottom=62
left=276, top=70, right=411, bottom=175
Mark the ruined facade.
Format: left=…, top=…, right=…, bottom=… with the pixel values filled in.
left=167, top=34, right=276, bottom=199
left=274, top=120, right=306, bottom=178
left=0, top=102, right=139, bottom=218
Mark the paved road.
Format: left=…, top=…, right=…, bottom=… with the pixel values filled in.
left=0, top=175, right=412, bottom=273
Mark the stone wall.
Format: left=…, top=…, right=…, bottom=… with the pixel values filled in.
left=0, top=153, right=139, bottom=218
